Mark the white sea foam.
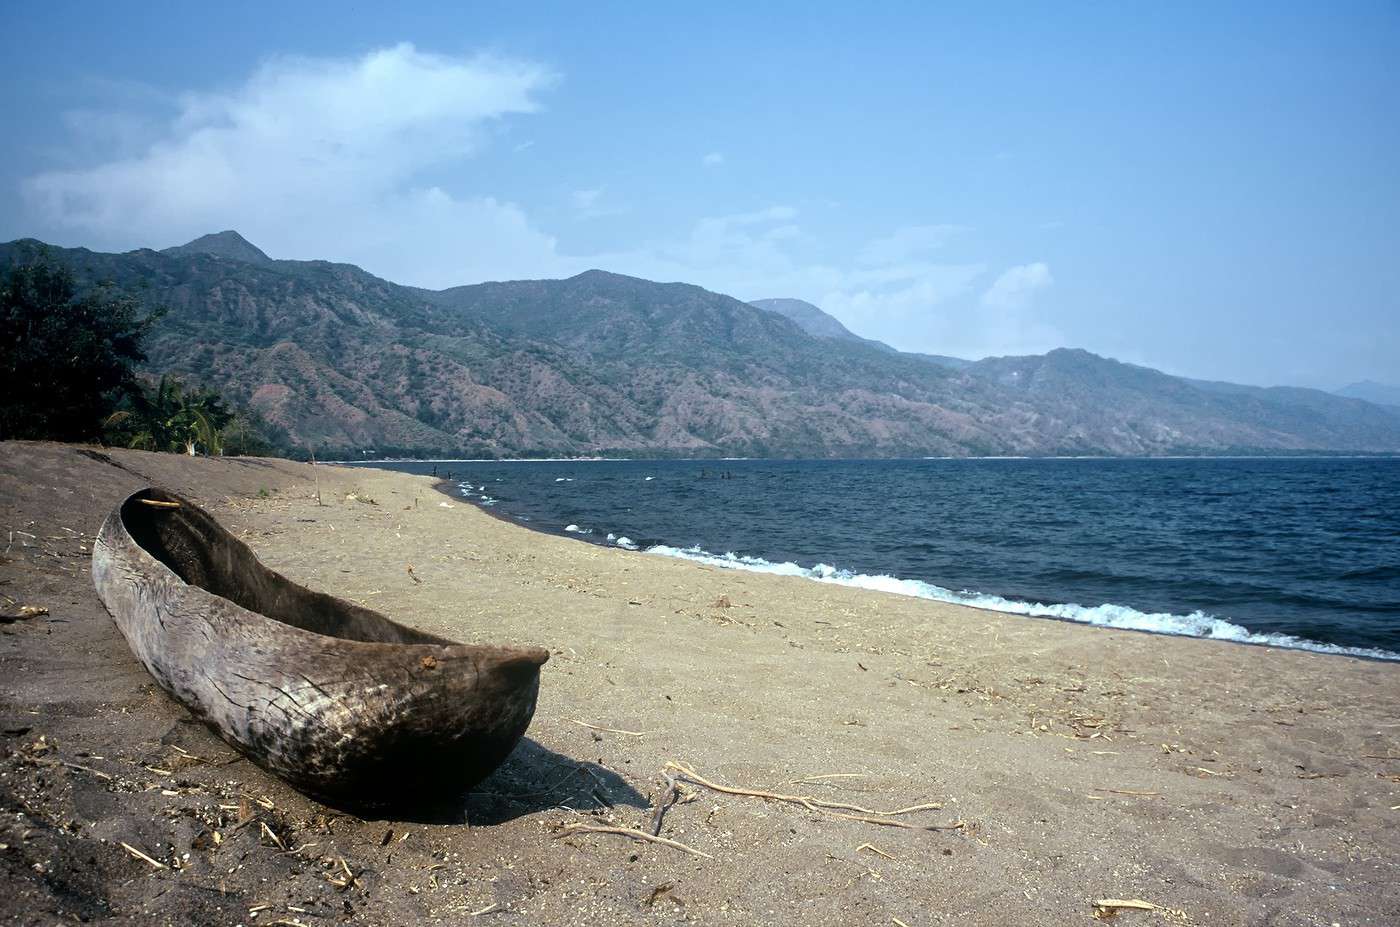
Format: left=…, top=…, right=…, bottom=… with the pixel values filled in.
left=614, top=536, right=640, bottom=550
left=644, top=545, right=1400, bottom=662
left=555, top=477, right=575, bottom=482
left=644, top=476, right=655, bottom=481
left=564, top=524, right=593, bottom=534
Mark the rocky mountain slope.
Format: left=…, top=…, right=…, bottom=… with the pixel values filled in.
left=4, top=233, right=1398, bottom=458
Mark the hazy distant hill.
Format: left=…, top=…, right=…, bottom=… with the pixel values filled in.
left=4, top=233, right=1399, bottom=458
left=1336, top=380, right=1400, bottom=409
left=975, top=349, right=1400, bottom=454
left=749, top=298, right=871, bottom=343
left=750, top=297, right=973, bottom=370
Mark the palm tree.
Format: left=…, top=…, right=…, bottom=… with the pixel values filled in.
left=108, top=376, right=231, bottom=455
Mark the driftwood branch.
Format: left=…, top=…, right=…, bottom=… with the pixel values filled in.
left=554, top=822, right=712, bottom=859
left=648, top=772, right=681, bottom=836
left=665, top=762, right=942, bottom=817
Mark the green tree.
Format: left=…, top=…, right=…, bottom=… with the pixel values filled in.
left=106, top=376, right=234, bottom=455
left=0, top=259, right=155, bottom=441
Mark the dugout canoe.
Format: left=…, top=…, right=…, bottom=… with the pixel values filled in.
left=91, top=487, right=549, bottom=808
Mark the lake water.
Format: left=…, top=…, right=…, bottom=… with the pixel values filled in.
left=349, top=458, right=1400, bottom=660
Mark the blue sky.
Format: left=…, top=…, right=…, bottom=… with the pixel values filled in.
left=2, top=2, right=1397, bottom=389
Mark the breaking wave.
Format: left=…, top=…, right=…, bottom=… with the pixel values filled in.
left=644, top=544, right=1400, bottom=662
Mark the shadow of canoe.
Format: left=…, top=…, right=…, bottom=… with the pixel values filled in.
left=466, top=738, right=647, bottom=825
left=352, top=738, right=648, bottom=825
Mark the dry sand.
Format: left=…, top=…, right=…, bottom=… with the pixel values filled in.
left=1, top=441, right=1397, bottom=926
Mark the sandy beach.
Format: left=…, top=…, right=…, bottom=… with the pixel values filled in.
left=2, top=441, right=1397, bottom=926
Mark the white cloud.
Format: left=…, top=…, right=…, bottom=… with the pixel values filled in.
left=22, top=43, right=566, bottom=288
left=18, top=46, right=1063, bottom=358
left=981, top=262, right=1053, bottom=310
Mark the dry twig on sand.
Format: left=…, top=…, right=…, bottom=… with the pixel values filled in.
left=857, top=843, right=895, bottom=860
left=648, top=771, right=681, bottom=836
left=120, top=841, right=167, bottom=869
left=665, top=762, right=942, bottom=818
left=570, top=719, right=646, bottom=737
left=793, top=773, right=867, bottom=784
left=1092, top=897, right=1192, bottom=923
left=554, top=822, right=712, bottom=859
left=1094, top=788, right=1162, bottom=797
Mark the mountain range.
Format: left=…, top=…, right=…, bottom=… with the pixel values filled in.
left=3, top=232, right=1398, bottom=458
left=1335, top=380, right=1400, bottom=409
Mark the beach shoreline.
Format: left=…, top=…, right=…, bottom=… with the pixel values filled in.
left=424, top=470, right=1400, bottom=665
left=2, top=441, right=1397, bottom=925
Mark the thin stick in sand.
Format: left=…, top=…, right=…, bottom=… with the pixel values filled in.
left=1094, top=788, right=1162, bottom=797
left=666, top=762, right=942, bottom=817
left=120, top=841, right=167, bottom=869
left=571, top=719, right=647, bottom=737
left=555, top=822, right=712, bottom=859
left=648, top=772, right=681, bottom=836
left=827, top=810, right=966, bottom=831
left=857, top=843, right=896, bottom=860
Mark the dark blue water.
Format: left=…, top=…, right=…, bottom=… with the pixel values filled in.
left=349, top=458, right=1400, bottom=658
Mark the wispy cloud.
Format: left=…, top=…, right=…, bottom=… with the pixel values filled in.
left=856, top=224, right=964, bottom=266
left=702, top=151, right=725, bottom=167
left=982, top=262, right=1053, bottom=310
left=23, top=43, right=564, bottom=287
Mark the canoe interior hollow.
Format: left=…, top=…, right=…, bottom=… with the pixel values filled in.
left=124, top=487, right=458, bottom=646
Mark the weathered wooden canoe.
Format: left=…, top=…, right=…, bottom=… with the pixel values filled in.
left=91, top=487, right=549, bottom=809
